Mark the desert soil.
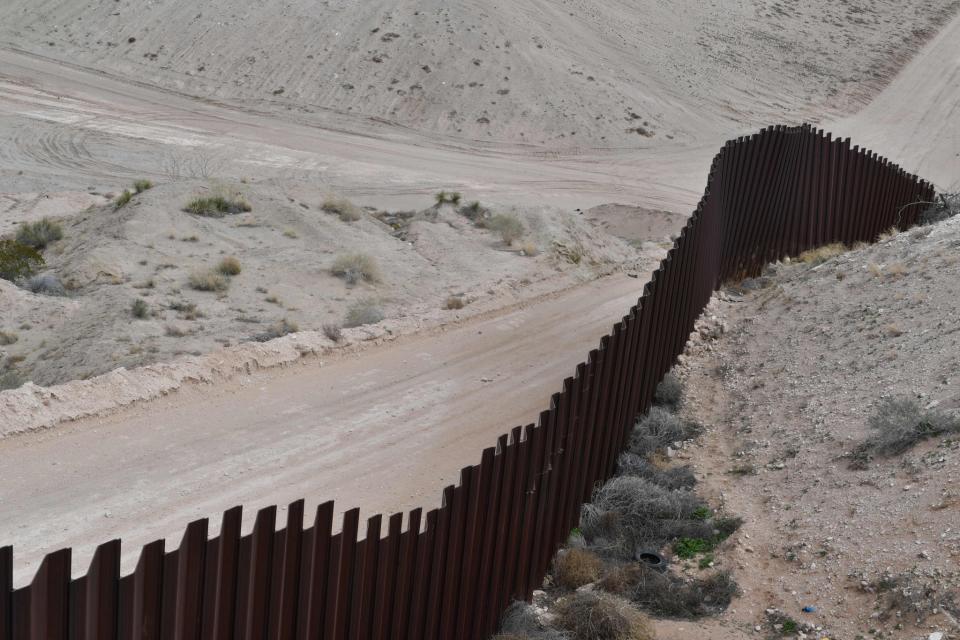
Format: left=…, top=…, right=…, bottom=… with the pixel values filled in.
left=655, top=217, right=960, bottom=639
left=0, top=0, right=958, bottom=607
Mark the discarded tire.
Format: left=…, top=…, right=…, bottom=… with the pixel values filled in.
left=635, top=550, right=668, bottom=573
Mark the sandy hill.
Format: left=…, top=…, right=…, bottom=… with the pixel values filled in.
left=1, top=0, right=956, bottom=148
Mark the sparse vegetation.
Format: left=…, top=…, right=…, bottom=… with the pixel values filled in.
left=331, top=253, right=382, bottom=285
left=323, top=323, right=343, bottom=342
left=217, top=256, right=242, bottom=276
left=0, top=240, right=44, bottom=282
left=114, top=189, right=133, bottom=209
left=188, top=269, right=229, bottom=292
left=487, top=213, right=525, bottom=245
left=0, top=331, right=17, bottom=346
left=918, top=192, right=959, bottom=225
left=16, top=218, right=63, bottom=250
left=458, top=200, right=490, bottom=223
left=600, top=563, right=738, bottom=619
left=435, top=191, right=462, bottom=206
left=555, top=592, right=656, bottom=640
left=131, top=298, right=149, bottom=319
left=0, top=370, right=25, bottom=391
left=322, top=196, right=363, bottom=222
left=184, top=186, right=252, bottom=217
left=344, top=298, right=385, bottom=328
left=133, top=179, right=154, bottom=193
left=554, top=548, right=604, bottom=590
left=23, top=274, right=65, bottom=296
left=519, top=241, right=539, bottom=256
left=796, top=242, right=846, bottom=265
left=444, top=295, right=465, bottom=310
left=251, top=318, right=298, bottom=342
left=850, top=396, right=960, bottom=466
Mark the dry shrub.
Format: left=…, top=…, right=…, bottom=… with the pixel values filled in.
left=851, top=397, right=960, bottom=465
left=16, top=218, right=63, bottom=250
left=0, top=331, right=17, bottom=346
left=322, top=196, right=363, bottom=222
left=444, top=296, right=465, bottom=310
left=24, top=274, right=66, bottom=296
left=519, top=241, right=540, bottom=257
left=919, top=192, right=959, bottom=225
left=555, top=548, right=605, bottom=590
left=487, top=214, right=526, bottom=245
left=652, top=373, right=683, bottom=409
left=323, top=323, right=343, bottom=342
left=627, top=408, right=701, bottom=458
left=184, top=185, right=251, bottom=217
left=555, top=592, right=655, bottom=640
left=188, top=269, right=229, bottom=292
left=616, top=453, right=696, bottom=491
left=580, top=476, right=710, bottom=558
left=251, top=318, right=298, bottom=342
left=601, top=562, right=737, bottom=619
left=344, top=298, right=385, bottom=328
left=796, top=242, right=846, bottom=265
left=331, top=253, right=382, bottom=285
left=217, top=256, right=242, bottom=276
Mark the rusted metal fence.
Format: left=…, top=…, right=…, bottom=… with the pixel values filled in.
left=0, top=124, right=934, bottom=639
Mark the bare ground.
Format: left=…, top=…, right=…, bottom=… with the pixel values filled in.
left=658, top=216, right=960, bottom=639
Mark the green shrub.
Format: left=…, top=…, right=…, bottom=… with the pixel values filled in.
left=131, top=299, right=149, bottom=318
left=184, top=188, right=251, bottom=217
left=673, top=537, right=714, bottom=559
left=133, top=179, right=154, bottom=193
left=115, top=189, right=133, bottom=209
left=487, top=214, right=525, bottom=245
left=331, top=253, right=382, bottom=285
left=435, top=191, right=462, bottom=206
left=344, top=298, right=385, bottom=327
left=0, top=240, right=44, bottom=282
left=16, top=218, right=64, bottom=250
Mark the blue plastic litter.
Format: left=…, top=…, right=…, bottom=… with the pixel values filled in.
left=802, top=606, right=816, bottom=613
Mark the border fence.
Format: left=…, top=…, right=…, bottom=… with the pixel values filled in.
left=0, top=124, right=935, bottom=639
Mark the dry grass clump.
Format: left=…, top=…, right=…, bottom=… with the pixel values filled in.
left=133, top=179, right=154, bottom=193
left=487, top=214, right=526, bottom=245
left=184, top=186, right=251, bottom=217
left=555, top=548, right=605, bottom=590
left=344, top=298, right=385, bottom=328
left=0, top=331, right=17, bottom=346
left=114, top=189, right=133, bottom=209
left=0, top=370, right=25, bottom=391
left=850, top=397, right=960, bottom=467
left=322, top=196, right=363, bottom=222
left=796, top=242, right=846, bottom=265
left=16, top=218, right=63, bottom=251
left=458, top=201, right=491, bottom=223
left=600, top=563, right=737, bottom=619
left=555, top=592, right=655, bottom=640
left=627, top=407, right=701, bottom=458
left=216, top=256, right=242, bottom=276
left=251, top=318, right=298, bottom=342
left=331, top=253, right=382, bottom=285
left=498, top=603, right=568, bottom=640
left=519, top=241, right=540, bottom=257
left=188, top=269, right=229, bottom=292
left=435, top=191, right=462, bottom=206
left=444, top=296, right=466, bottom=310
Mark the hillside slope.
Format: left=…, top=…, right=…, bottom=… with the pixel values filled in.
left=1, top=0, right=957, bottom=147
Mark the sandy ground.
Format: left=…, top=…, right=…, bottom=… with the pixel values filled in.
left=0, top=0, right=956, bottom=149
left=655, top=217, right=960, bottom=639
left=0, top=0, right=958, bottom=603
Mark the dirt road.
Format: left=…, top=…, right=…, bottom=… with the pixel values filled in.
left=1, top=273, right=646, bottom=584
